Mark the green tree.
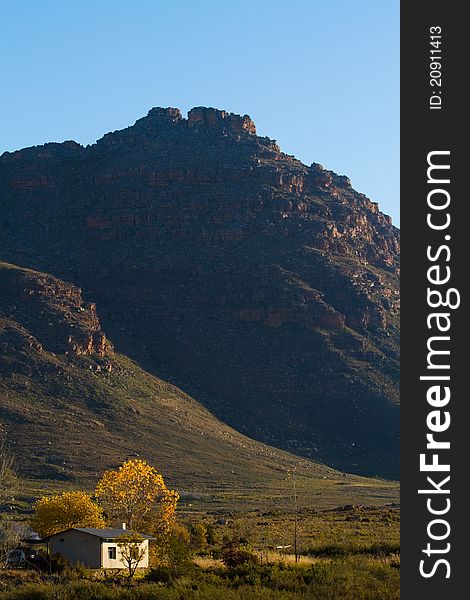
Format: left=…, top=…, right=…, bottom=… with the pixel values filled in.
left=190, top=523, right=208, bottom=552
left=0, top=437, right=18, bottom=507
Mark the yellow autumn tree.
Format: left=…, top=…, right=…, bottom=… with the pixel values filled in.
left=95, top=459, right=179, bottom=535
left=30, top=491, right=106, bottom=537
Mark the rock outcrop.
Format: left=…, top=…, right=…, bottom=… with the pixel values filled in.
left=0, top=263, right=112, bottom=358
left=0, top=107, right=400, bottom=478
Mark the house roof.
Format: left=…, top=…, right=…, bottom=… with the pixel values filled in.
left=47, top=527, right=153, bottom=540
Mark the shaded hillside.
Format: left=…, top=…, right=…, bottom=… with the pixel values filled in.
left=0, top=262, right=335, bottom=489
left=0, top=107, right=400, bottom=478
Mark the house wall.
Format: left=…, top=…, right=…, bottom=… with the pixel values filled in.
left=49, top=530, right=101, bottom=569
left=101, top=540, right=149, bottom=569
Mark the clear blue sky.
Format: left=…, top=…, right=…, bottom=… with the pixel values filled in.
left=0, top=0, right=399, bottom=225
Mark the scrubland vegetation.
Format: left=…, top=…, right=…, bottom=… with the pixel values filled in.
left=1, top=505, right=400, bottom=598
left=0, top=453, right=399, bottom=599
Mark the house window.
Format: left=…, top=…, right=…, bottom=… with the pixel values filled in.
left=108, top=547, right=117, bottom=560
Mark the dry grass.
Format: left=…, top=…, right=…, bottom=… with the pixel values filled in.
left=193, top=550, right=321, bottom=569
left=194, top=553, right=319, bottom=568
left=193, top=556, right=223, bottom=568
left=260, top=552, right=317, bottom=565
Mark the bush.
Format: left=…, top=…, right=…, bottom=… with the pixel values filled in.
left=145, top=565, right=174, bottom=585
left=146, top=526, right=194, bottom=584
left=164, top=532, right=194, bottom=576
left=28, top=549, right=70, bottom=573
left=307, top=541, right=400, bottom=558
left=367, top=542, right=400, bottom=556
left=209, top=546, right=222, bottom=560
left=148, top=522, right=193, bottom=580
left=0, top=564, right=400, bottom=600
left=1, top=585, right=52, bottom=600
left=221, top=542, right=259, bottom=568
left=189, top=523, right=208, bottom=552
left=307, top=543, right=350, bottom=557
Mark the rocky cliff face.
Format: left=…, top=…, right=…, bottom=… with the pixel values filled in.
left=0, top=107, right=400, bottom=478
left=0, top=262, right=112, bottom=358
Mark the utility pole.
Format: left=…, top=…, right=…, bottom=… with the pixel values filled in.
left=294, top=470, right=299, bottom=563
left=288, top=468, right=300, bottom=563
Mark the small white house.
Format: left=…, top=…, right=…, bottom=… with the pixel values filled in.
left=46, top=526, right=152, bottom=570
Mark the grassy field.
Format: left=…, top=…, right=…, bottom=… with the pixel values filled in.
left=1, top=499, right=399, bottom=599
left=184, top=505, right=400, bottom=554
left=12, top=469, right=398, bottom=519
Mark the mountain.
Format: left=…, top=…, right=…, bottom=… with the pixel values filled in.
left=0, top=261, right=400, bottom=511
left=0, top=107, right=400, bottom=479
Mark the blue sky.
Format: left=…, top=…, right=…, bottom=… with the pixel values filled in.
left=0, top=0, right=399, bottom=225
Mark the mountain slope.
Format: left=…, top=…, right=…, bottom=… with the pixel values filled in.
left=0, top=107, right=400, bottom=478
left=0, top=261, right=342, bottom=492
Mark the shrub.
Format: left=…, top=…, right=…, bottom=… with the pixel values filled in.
left=60, top=562, right=90, bottom=580
left=145, top=565, right=174, bottom=585
left=205, top=524, right=217, bottom=546
left=367, top=542, right=400, bottom=556
left=29, top=549, right=70, bottom=573
left=221, top=542, right=259, bottom=568
left=307, top=543, right=350, bottom=557
left=189, top=523, right=208, bottom=552
left=164, top=530, right=194, bottom=576
left=307, top=541, right=400, bottom=558
left=0, top=584, right=51, bottom=600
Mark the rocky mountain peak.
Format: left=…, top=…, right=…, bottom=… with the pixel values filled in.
left=146, top=106, right=183, bottom=123
left=187, top=106, right=257, bottom=134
